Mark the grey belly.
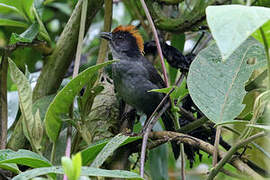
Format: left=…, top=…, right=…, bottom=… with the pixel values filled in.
left=113, top=73, right=163, bottom=116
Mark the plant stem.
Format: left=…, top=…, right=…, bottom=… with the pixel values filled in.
left=212, top=126, right=221, bottom=167
left=64, top=0, right=87, bottom=179
left=207, top=131, right=267, bottom=180
left=50, top=143, right=56, bottom=163
left=174, top=73, right=186, bottom=180
left=259, top=28, right=270, bottom=90
left=246, top=0, right=252, bottom=6
left=139, top=0, right=169, bottom=87
left=97, top=0, right=113, bottom=65
left=0, top=54, right=8, bottom=149
left=140, top=102, right=170, bottom=177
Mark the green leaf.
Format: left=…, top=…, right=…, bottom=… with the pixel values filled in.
left=246, top=124, right=270, bottom=131
left=32, top=110, right=43, bottom=150
left=62, top=153, right=82, bottom=180
left=32, top=94, right=55, bottom=121
left=91, top=134, right=129, bottom=168
left=21, top=0, right=35, bottom=21
left=0, top=163, right=20, bottom=174
left=253, top=21, right=270, bottom=47
left=72, top=153, right=82, bottom=180
left=8, top=59, right=38, bottom=150
left=33, top=5, right=51, bottom=42
left=0, top=149, right=51, bottom=168
left=0, top=3, right=21, bottom=15
left=0, top=18, right=28, bottom=28
left=206, top=5, right=270, bottom=59
left=62, top=157, right=74, bottom=180
left=149, top=86, right=173, bottom=94
left=12, top=166, right=143, bottom=180
left=48, top=3, right=72, bottom=15
left=45, top=61, right=116, bottom=142
left=9, top=23, right=39, bottom=44
left=81, top=136, right=141, bottom=166
left=149, top=84, right=188, bottom=102
left=187, top=38, right=266, bottom=124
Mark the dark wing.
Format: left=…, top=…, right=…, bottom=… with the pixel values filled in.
left=140, top=56, right=166, bottom=88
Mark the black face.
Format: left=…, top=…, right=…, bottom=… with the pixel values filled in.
left=101, top=31, right=141, bottom=58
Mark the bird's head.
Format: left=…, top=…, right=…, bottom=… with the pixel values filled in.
left=100, top=25, right=144, bottom=59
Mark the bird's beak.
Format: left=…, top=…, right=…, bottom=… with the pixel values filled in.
left=100, top=32, right=112, bottom=41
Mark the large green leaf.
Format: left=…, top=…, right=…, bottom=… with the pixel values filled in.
left=0, top=163, right=20, bottom=174
left=206, top=5, right=270, bottom=59
left=45, top=61, right=116, bottom=142
left=187, top=38, right=266, bottom=124
left=81, top=136, right=141, bottom=166
left=12, top=166, right=143, bottom=180
left=91, top=134, right=129, bottom=168
left=9, top=59, right=41, bottom=151
left=0, top=149, right=51, bottom=168
left=0, top=18, right=28, bottom=28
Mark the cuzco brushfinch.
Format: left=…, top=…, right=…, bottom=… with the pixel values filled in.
left=100, top=25, right=180, bottom=159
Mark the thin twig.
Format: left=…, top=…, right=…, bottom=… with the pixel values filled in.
left=64, top=0, right=87, bottom=179
left=139, top=87, right=174, bottom=177
left=139, top=0, right=169, bottom=87
left=142, top=88, right=174, bottom=132
left=140, top=102, right=170, bottom=177
left=212, top=126, right=222, bottom=167
left=0, top=54, right=8, bottom=149
left=207, top=131, right=267, bottom=180
left=174, top=73, right=186, bottom=180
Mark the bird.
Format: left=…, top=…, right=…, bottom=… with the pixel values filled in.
left=100, top=25, right=180, bottom=159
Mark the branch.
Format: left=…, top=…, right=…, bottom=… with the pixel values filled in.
left=139, top=0, right=169, bottom=86
left=212, top=126, right=221, bottom=166
left=148, top=131, right=265, bottom=179
left=207, top=131, right=267, bottom=180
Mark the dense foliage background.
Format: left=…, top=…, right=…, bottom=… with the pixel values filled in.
left=1, top=0, right=270, bottom=179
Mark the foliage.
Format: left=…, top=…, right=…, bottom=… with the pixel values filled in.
left=1, top=0, right=270, bottom=180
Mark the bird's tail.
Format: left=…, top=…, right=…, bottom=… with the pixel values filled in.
left=162, top=110, right=180, bottom=159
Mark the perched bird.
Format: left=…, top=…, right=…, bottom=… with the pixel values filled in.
left=100, top=25, right=180, bottom=159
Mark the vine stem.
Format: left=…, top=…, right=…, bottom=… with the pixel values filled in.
left=212, top=126, right=221, bottom=167
left=207, top=131, right=267, bottom=180
left=64, top=0, right=87, bottom=179
left=139, top=0, right=169, bottom=87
